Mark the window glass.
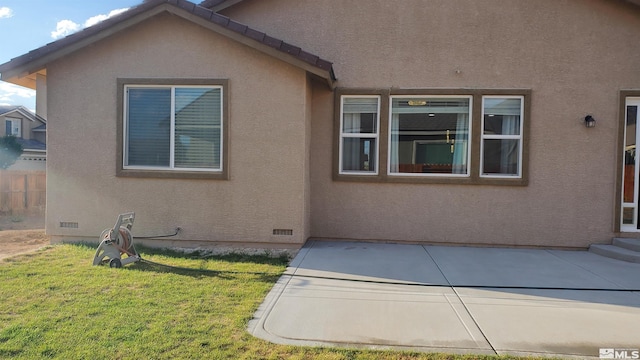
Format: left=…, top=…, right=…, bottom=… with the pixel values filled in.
left=623, top=104, right=638, bottom=225
left=125, top=86, right=223, bottom=172
left=389, top=97, right=470, bottom=175
left=174, top=88, right=222, bottom=169
left=483, top=98, right=521, bottom=135
left=127, top=88, right=171, bottom=167
left=340, top=97, right=379, bottom=173
left=343, top=98, right=377, bottom=133
left=482, top=139, right=519, bottom=175
left=342, top=138, right=376, bottom=171
left=481, top=97, right=523, bottom=176
left=5, top=117, right=21, bottom=137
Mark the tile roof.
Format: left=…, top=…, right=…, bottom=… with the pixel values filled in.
left=0, top=0, right=335, bottom=88
left=198, top=0, right=243, bottom=11
left=16, top=138, right=46, bottom=151
left=0, top=105, right=21, bottom=115
left=199, top=0, right=227, bottom=8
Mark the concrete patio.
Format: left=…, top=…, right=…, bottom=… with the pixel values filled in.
left=248, top=240, right=640, bottom=359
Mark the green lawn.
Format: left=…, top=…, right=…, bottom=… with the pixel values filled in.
left=0, top=244, right=548, bottom=360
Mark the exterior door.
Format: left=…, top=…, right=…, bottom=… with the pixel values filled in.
left=621, top=97, right=640, bottom=231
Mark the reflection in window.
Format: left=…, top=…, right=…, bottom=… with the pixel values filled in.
left=623, top=105, right=638, bottom=225
left=340, top=96, right=379, bottom=173
left=125, top=86, right=223, bottom=171
left=481, top=97, right=523, bottom=177
left=389, top=97, right=470, bottom=175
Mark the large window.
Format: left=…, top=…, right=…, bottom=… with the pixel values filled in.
left=334, top=89, right=530, bottom=185
left=118, top=79, right=228, bottom=179
left=389, top=96, right=470, bottom=176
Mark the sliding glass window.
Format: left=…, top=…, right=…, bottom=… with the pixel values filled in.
left=124, top=85, right=223, bottom=172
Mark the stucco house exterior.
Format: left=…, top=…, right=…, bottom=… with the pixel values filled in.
left=0, top=106, right=46, bottom=170
left=1, top=0, right=639, bottom=250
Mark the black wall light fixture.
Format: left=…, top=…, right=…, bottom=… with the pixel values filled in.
left=584, top=115, right=596, bottom=128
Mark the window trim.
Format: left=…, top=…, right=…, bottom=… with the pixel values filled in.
left=5, top=117, right=21, bottom=137
left=480, top=95, right=525, bottom=179
left=387, top=94, right=473, bottom=178
left=614, top=90, right=640, bottom=233
left=333, top=88, right=530, bottom=186
left=117, top=78, right=229, bottom=180
left=338, top=95, right=381, bottom=175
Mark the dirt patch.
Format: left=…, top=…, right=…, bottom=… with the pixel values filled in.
left=0, top=214, right=48, bottom=261
left=0, top=214, right=45, bottom=231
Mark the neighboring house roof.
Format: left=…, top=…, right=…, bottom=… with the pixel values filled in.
left=0, top=106, right=47, bottom=128
left=17, top=138, right=46, bottom=152
left=32, top=123, right=46, bottom=132
left=0, top=105, right=19, bottom=115
left=0, top=105, right=36, bottom=121
left=0, top=105, right=47, bottom=124
left=0, top=0, right=336, bottom=89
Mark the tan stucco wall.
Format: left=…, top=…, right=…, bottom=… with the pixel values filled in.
left=36, top=73, right=47, bottom=119
left=46, top=13, right=311, bottom=247
left=225, top=0, right=640, bottom=247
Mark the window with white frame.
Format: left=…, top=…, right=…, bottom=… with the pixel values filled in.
left=123, top=85, right=223, bottom=172
left=5, top=117, right=21, bottom=137
left=339, top=96, right=380, bottom=174
left=335, top=89, right=529, bottom=185
left=481, top=96, right=524, bottom=177
left=389, top=96, right=471, bottom=176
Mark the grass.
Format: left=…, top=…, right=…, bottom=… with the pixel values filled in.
left=0, top=244, right=551, bottom=360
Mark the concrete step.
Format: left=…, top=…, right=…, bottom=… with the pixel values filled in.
left=612, top=238, right=640, bottom=252
left=589, top=244, right=640, bottom=263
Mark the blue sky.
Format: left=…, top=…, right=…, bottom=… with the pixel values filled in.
left=0, top=0, right=143, bottom=111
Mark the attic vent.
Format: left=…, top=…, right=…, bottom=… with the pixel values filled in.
left=60, top=222, right=78, bottom=228
left=272, top=229, right=293, bottom=236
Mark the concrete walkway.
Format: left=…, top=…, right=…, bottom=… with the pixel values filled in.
left=248, top=240, right=640, bottom=359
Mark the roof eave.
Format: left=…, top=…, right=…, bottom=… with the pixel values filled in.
left=168, top=3, right=337, bottom=88
left=0, top=1, right=169, bottom=85
left=0, top=0, right=336, bottom=89
left=199, top=0, right=244, bottom=12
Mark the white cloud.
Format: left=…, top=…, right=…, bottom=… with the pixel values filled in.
left=0, top=6, right=13, bottom=19
left=51, top=7, right=129, bottom=39
left=84, top=8, right=128, bottom=28
left=0, top=81, right=36, bottom=109
left=51, top=19, right=80, bottom=39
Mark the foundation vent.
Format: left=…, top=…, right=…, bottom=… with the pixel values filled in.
left=59, top=222, right=79, bottom=229
left=272, top=229, right=293, bottom=236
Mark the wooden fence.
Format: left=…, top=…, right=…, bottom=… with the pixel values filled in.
left=0, top=170, right=46, bottom=215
